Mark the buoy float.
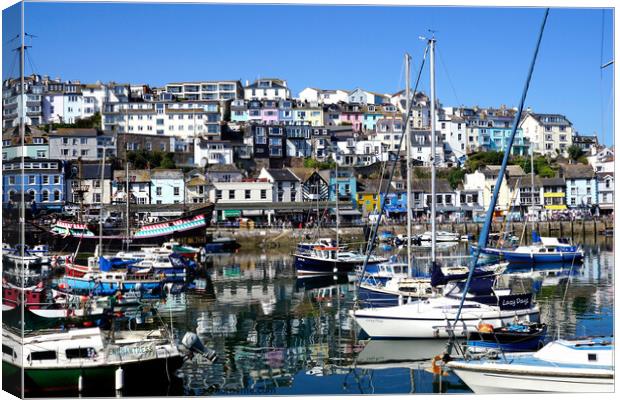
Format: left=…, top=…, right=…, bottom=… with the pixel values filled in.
left=78, top=374, right=83, bottom=392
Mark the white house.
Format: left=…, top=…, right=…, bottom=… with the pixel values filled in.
left=257, top=168, right=302, bottom=202
left=298, top=88, right=349, bottom=104
left=519, top=112, right=573, bottom=156
left=151, top=170, right=185, bottom=205
left=244, top=78, right=290, bottom=101
left=347, top=88, right=388, bottom=105
left=587, top=146, right=614, bottom=173
left=194, top=138, right=235, bottom=166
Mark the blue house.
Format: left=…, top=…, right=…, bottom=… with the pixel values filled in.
left=478, top=127, right=528, bottom=155
left=328, top=168, right=357, bottom=206
left=2, top=158, right=66, bottom=210
left=560, top=163, right=597, bottom=209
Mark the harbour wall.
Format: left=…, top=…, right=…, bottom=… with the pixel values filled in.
left=206, top=220, right=613, bottom=249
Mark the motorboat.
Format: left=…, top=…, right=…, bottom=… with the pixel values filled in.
left=448, top=336, right=614, bottom=393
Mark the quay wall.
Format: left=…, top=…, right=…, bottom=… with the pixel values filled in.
left=206, top=220, right=613, bottom=248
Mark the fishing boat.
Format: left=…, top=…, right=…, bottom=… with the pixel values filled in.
left=58, top=269, right=163, bottom=295
left=500, top=235, right=584, bottom=264
left=465, top=321, right=547, bottom=354
left=2, top=282, right=47, bottom=311
left=448, top=336, right=614, bottom=393
left=44, top=211, right=212, bottom=252
left=294, top=246, right=386, bottom=275
left=1, top=326, right=206, bottom=394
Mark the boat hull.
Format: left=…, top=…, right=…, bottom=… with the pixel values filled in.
left=449, top=363, right=613, bottom=393
left=352, top=309, right=540, bottom=339
left=503, top=251, right=583, bottom=264
left=2, top=356, right=184, bottom=395
left=294, top=255, right=383, bottom=275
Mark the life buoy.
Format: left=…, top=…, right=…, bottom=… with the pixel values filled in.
left=477, top=323, right=494, bottom=333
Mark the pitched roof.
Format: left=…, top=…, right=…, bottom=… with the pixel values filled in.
left=410, top=178, right=453, bottom=193
left=266, top=168, right=300, bottom=182
left=206, top=163, right=241, bottom=173
left=49, top=128, right=98, bottom=137
left=482, top=165, right=526, bottom=178
left=357, top=178, right=391, bottom=194
left=71, top=163, right=112, bottom=180
left=540, top=177, right=565, bottom=186
left=560, top=163, right=595, bottom=179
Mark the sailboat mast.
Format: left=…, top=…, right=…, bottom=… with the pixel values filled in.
left=98, top=151, right=105, bottom=254
left=530, top=144, right=536, bottom=232
left=404, top=53, right=413, bottom=277
left=335, top=152, right=339, bottom=248
left=125, top=157, right=130, bottom=250
left=429, top=37, right=437, bottom=265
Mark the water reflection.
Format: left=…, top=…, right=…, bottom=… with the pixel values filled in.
left=169, top=243, right=613, bottom=396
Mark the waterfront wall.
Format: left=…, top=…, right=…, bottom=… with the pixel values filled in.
left=206, top=219, right=613, bottom=248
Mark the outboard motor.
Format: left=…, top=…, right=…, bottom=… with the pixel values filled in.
left=181, top=332, right=217, bottom=363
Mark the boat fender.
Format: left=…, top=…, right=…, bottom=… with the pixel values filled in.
left=115, top=367, right=124, bottom=391
left=78, top=375, right=83, bottom=392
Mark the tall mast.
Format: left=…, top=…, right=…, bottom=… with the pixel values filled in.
left=404, top=53, right=413, bottom=277
left=19, top=3, right=26, bottom=397
left=530, top=144, right=536, bottom=232
left=429, top=36, right=437, bottom=266
left=125, top=101, right=130, bottom=251
left=98, top=151, right=106, bottom=255
left=335, top=151, right=339, bottom=247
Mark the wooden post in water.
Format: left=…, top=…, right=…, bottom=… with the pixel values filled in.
left=593, top=220, right=597, bottom=243
left=571, top=220, right=574, bottom=238
left=559, top=221, right=563, bottom=237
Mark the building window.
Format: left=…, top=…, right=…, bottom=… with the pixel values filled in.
left=229, top=190, right=235, bottom=199
left=42, top=176, right=49, bottom=184
left=28, top=176, right=36, bottom=185
left=215, top=189, right=222, bottom=200
left=156, top=187, right=162, bottom=196
left=245, top=190, right=251, bottom=199
left=173, top=187, right=180, bottom=196
left=260, top=189, right=267, bottom=200
left=41, top=190, right=49, bottom=202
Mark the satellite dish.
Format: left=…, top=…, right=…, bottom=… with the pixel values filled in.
left=199, top=158, right=208, bottom=168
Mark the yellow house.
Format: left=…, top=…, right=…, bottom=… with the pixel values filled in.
left=356, top=179, right=389, bottom=215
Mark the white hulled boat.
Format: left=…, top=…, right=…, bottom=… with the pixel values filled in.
left=448, top=336, right=614, bottom=393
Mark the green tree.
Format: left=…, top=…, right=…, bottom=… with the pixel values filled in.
left=567, top=145, right=584, bottom=162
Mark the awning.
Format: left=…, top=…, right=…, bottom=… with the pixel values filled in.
left=544, top=205, right=567, bottom=210
left=223, top=209, right=241, bottom=217
left=338, top=209, right=362, bottom=216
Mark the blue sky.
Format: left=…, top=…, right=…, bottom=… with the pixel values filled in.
left=2, top=3, right=614, bottom=145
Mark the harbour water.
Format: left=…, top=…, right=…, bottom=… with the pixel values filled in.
left=81, top=238, right=615, bottom=397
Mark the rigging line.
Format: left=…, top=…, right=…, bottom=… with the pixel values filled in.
left=436, top=46, right=461, bottom=107
left=8, top=50, right=18, bottom=81
left=357, top=45, right=429, bottom=286
left=25, top=49, right=36, bottom=76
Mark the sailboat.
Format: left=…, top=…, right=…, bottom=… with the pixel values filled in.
left=356, top=51, right=505, bottom=307
left=351, top=35, right=540, bottom=339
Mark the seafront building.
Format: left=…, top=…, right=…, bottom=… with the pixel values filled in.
left=1, top=73, right=612, bottom=222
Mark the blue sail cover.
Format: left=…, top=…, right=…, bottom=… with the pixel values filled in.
left=532, top=230, right=542, bottom=243
left=99, top=256, right=113, bottom=272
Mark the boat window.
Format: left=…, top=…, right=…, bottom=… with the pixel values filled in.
left=2, top=345, right=15, bottom=358
left=30, top=350, right=57, bottom=361
left=66, top=348, right=97, bottom=359
left=588, top=353, right=597, bottom=361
